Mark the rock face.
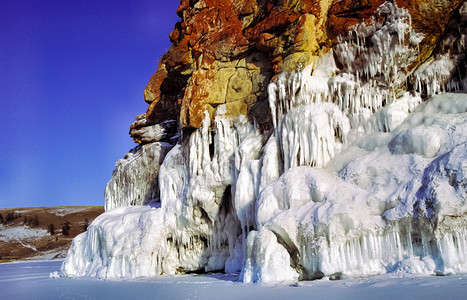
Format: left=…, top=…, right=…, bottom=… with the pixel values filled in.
left=64, top=0, right=467, bottom=284
left=139, top=0, right=464, bottom=133
left=142, top=0, right=334, bottom=130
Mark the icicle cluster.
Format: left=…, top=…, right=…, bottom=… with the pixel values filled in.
left=104, top=142, right=172, bottom=210
left=268, top=1, right=426, bottom=171
left=412, top=1, right=467, bottom=97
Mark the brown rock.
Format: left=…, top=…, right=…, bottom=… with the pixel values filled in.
left=327, top=0, right=464, bottom=58
left=327, top=0, right=387, bottom=41
left=397, top=0, right=465, bottom=68
left=133, top=0, right=465, bottom=141
left=144, top=63, right=167, bottom=104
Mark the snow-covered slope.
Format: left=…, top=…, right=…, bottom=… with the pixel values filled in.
left=61, top=1, right=467, bottom=283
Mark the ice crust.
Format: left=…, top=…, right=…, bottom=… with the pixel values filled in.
left=62, top=1, right=467, bottom=284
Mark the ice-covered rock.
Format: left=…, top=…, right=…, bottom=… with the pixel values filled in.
left=104, top=142, right=172, bottom=210
left=242, top=93, right=467, bottom=281
left=62, top=1, right=467, bottom=284
left=240, top=229, right=299, bottom=284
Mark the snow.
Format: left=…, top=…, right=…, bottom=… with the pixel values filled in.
left=61, top=1, right=467, bottom=285
left=0, top=225, right=49, bottom=252
left=2, top=260, right=467, bottom=299
left=52, top=207, right=91, bottom=217
left=0, top=225, right=48, bottom=242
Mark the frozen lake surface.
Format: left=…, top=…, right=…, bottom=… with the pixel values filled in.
left=1, top=260, right=466, bottom=299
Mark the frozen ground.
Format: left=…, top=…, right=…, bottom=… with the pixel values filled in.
left=0, top=225, right=48, bottom=243
left=1, top=260, right=466, bottom=300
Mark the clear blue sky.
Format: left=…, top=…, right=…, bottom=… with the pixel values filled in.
left=0, top=0, right=180, bottom=208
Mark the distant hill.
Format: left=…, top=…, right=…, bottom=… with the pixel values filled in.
left=0, top=206, right=103, bottom=262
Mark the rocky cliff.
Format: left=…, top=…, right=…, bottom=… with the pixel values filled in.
left=120, top=0, right=465, bottom=208
left=63, top=0, right=467, bottom=283
left=135, top=0, right=463, bottom=133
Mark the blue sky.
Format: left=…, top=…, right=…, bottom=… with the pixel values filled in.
left=0, top=0, right=180, bottom=208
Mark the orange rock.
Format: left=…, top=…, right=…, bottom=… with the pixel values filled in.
left=257, top=33, right=276, bottom=52
left=327, top=0, right=464, bottom=68
left=144, top=62, right=167, bottom=104
left=176, top=0, right=190, bottom=17
left=133, top=0, right=465, bottom=141
left=327, top=0, right=387, bottom=41
left=396, top=0, right=464, bottom=66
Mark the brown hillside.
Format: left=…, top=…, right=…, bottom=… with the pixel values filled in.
left=0, top=206, right=103, bottom=262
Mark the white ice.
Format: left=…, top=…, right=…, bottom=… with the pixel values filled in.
left=105, top=142, right=172, bottom=210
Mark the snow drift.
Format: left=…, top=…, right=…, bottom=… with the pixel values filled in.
left=62, top=2, right=467, bottom=283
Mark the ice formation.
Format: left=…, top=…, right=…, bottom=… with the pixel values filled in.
left=104, top=142, right=172, bottom=210
left=62, top=1, right=467, bottom=284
